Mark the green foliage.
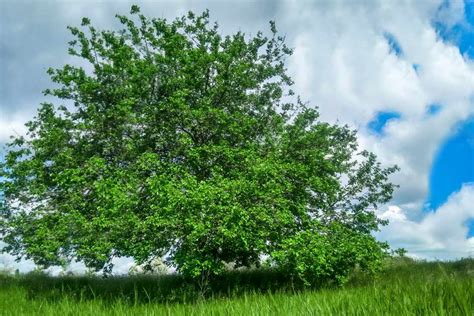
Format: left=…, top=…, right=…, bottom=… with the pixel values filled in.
left=0, top=6, right=398, bottom=285
left=272, top=222, right=388, bottom=286
left=392, top=247, right=408, bottom=257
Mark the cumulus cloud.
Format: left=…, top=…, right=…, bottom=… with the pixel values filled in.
left=0, top=110, right=28, bottom=145
left=376, top=184, right=474, bottom=260
left=283, top=0, right=474, bottom=209
left=0, top=242, right=36, bottom=273
left=0, top=247, right=135, bottom=275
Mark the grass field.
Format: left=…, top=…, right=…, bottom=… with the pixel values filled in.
left=0, top=258, right=472, bottom=315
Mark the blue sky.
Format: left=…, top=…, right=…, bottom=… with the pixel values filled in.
left=435, top=0, right=474, bottom=58
left=367, top=109, right=473, bottom=222
left=427, top=117, right=474, bottom=212
left=366, top=0, right=473, bottom=240
left=1, top=0, right=473, bottom=273
left=427, top=1, right=474, bottom=234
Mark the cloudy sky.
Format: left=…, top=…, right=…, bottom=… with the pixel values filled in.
left=1, top=0, right=473, bottom=273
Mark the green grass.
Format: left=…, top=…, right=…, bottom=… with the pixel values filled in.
left=0, top=258, right=472, bottom=315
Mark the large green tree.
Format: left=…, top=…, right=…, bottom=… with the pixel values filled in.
left=0, top=6, right=398, bottom=285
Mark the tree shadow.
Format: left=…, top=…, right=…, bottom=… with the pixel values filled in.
left=12, top=269, right=330, bottom=305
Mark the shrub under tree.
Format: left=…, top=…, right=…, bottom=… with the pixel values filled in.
left=0, top=6, right=398, bottom=287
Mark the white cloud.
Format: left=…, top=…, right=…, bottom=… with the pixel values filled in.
left=0, top=110, right=29, bottom=145
left=0, top=243, right=36, bottom=274
left=434, top=0, right=466, bottom=28
left=282, top=0, right=474, bottom=208
left=376, top=184, right=474, bottom=260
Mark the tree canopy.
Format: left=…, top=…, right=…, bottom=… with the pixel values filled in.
left=0, top=6, right=398, bottom=285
